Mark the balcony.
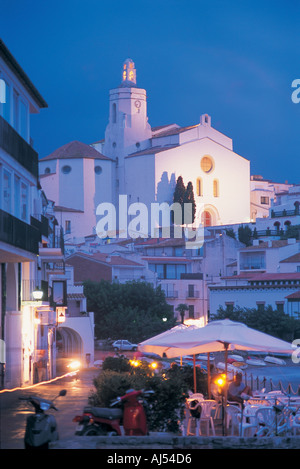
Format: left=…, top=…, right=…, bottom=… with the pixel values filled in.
left=186, top=290, right=199, bottom=298
left=161, top=285, right=178, bottom=298
left=239, top=252, right=266, bottom=271
left=0, top=115, right=38, bottom=178
left=0, top=209, right=41, bottom=255
left=271, top=208, right=299, bottom=218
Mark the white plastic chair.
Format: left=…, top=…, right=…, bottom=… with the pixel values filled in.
left=291, top=410, right=300, bottom=435
left=198, top=400, right=217, bottom=436
left=226, top=405, right=258, bottom=437
left=185, top=399, right=202, bottom=436
left=255, top=407, right=277, bottom=436
left=226, top=405, right=241, bottom=435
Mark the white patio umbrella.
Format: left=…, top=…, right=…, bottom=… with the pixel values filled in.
left=139, top=319, right=295, bottom=435
left=139, top=319, right=294, bottom=358
left=138, top=323, right=200, bottom=358
left=139, top=319, right=294, bottom=401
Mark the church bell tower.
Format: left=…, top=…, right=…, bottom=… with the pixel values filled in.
left=103, top=59, right=152, bottom=159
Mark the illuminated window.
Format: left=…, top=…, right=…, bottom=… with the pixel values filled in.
left=213, top=179, right=219, bottom=197
left=129, top=71, right=134, bottom=81
left=201, top=210, right=212, bottom=227
left=123, top=71, right=126, bottom=81
left=201, top=156, right=213, bottom=173
left=196, top=178, right=203, bottom=196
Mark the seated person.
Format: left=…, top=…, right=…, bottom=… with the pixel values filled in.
left=228, top=372, right=252, bottom=404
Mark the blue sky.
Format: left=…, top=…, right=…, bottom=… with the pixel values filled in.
left=1, top=0, right=299, bottom=183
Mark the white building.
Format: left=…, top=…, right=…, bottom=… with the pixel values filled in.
left=255, top=184, right=300, bottom=235
left=39, top=140, right=115, bottom=240
left=209, top=239, right=300, bottom=318
left=250, top=175, right=293, bottom=221
left=0, top=39, right=48, bottom=387
left=39, top=58, right=251, bottom=242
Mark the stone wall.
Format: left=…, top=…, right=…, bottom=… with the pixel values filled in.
left=51, top=435, right=300, bottom=450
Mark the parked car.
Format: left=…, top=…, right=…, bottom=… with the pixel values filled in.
left=112, top=340, right=138, bottom=351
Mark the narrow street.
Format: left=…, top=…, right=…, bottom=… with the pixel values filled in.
left=0, top=367, right=100, bottom=449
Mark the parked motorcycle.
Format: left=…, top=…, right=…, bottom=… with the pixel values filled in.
left=73, top=388, right=154, bottom=436
left=20, top=389, right=67, bottom=449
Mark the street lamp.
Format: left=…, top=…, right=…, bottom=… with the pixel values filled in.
left=32, top=286, right=43, bottom=301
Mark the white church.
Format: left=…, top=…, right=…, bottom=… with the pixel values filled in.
left=39, top=59, right=251, bottom=241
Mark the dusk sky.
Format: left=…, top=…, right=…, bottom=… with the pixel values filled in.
left=1, top=0, right=299, bottom=184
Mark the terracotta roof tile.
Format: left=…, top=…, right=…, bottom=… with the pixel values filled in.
left=40, top=140, right=113, bottom=161
left=280, top=253, right=300, bottom=263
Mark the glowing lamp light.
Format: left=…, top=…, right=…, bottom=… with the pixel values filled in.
left=130, top=359, right=140, bottom=367
left=150, top=361, right=158, bottom=370
left=32, top=287, right=43, bottom=301
left=216, top=377, right=225, bottom=387
left=67, top=360, right=81, bottom=371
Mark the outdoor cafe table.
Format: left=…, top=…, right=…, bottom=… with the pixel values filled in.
left=240, top=394, right=300, bottom=435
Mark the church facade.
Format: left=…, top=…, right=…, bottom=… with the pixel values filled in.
left=39, top=59, right=251, bottom=241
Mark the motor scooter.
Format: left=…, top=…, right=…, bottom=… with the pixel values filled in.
left=73, top=389, right=154, bottom=436
left=20, top=389, right=67, bottom=449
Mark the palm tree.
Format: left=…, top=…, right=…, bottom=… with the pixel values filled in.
left=175, top=303, right=189, bottom=324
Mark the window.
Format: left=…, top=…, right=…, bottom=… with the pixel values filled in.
left=95, top=165, right=102, bottom=175
left=256, top=301, right=265, bottom=312
left=174, top=247, right=183, bottom=257
left=62, top=165, right=72, bottom=174
left=166, top=264, right=176, bottom=279
left=65, top=220, right=71, bottom=234
left=196, top=177, right=203, bottom=196
left=14, top=175, right=20, bottom=218
left=20, top=182, right=28, bottom=221
left=201, top=156, right=213, bottom=173
left=297, top=266, right=300, bottom=272
left=3, top=169, right=11, bottom=212
left=188, top=284, right=195, bottom=297
left=0, top=79, right=10, bottom=123
left=213, top=179, right=219, bottom=197
left=276, top=302, right=284, bottom=313
left=240, top=252, right=266, bottom=270
left=225, top=302, right=234, bottom=313
left=188, top=305, right=195, bottom=318
left=149, top=263, right=186, bottom=279
left=261, top=196, right=269, bottom=205
left=44, top=167, right=51, bottom=174
left=201, top=210, right=212, bottom=227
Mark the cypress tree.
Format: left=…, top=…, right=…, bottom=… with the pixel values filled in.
left=183, top=181, right=196, bottom=224
left=172, top=176, right=186, bottom=224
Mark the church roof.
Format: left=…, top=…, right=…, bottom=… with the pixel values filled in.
left=40, top=140, right=112, bottom=161
left=125, top=144, right=179, bottom=158
left=152, top=124, right=199, bottom=138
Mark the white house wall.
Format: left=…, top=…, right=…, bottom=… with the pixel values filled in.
left=209, top=285, right=296, bottom=315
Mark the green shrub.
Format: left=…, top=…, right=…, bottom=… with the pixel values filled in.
left=102, top=356, right=131, bottom=372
